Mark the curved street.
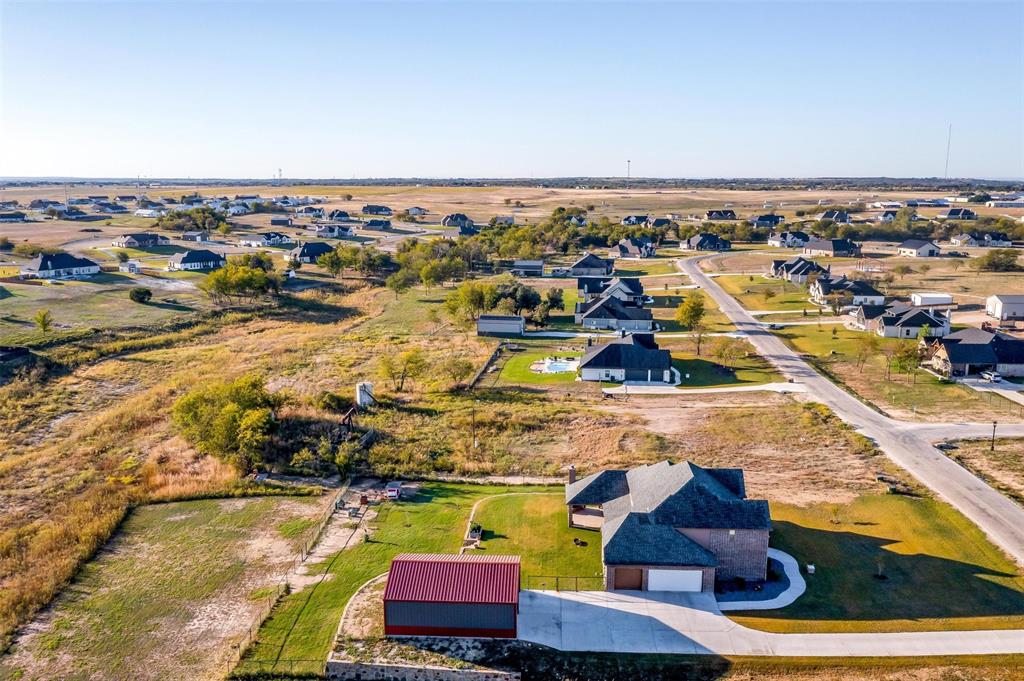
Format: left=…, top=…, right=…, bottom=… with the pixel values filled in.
left=677, top=255, right=1024, bottom=567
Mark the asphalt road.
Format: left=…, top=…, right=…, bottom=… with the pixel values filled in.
left=678, top=256, right=1024, bottom=567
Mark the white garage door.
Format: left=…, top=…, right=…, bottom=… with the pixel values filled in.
left=647, top=569, right=703, bottom=592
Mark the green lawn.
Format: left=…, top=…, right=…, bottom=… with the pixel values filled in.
left=474, top=493, right=603, bottom=588
left=648, top=291, right=734, bottom=333
left=0, top=496, right=324, bottom=681
left=732, top=495, right=1024, bottom=633
left=714, top=274, right=812, bottom=312
left=670, top=349, right=781, bottom=389
left=239, top=483, right=550, bottom=675
left=497, top=350, right=581, bottom=385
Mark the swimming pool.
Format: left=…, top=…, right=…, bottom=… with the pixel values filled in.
left=540, top=357, right=580, bottom=374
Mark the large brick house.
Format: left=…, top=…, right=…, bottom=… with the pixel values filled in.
left=565, top=460, right=770, bottom=592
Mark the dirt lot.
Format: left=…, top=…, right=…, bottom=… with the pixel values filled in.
left=946, top=439, right=1024, bottom=505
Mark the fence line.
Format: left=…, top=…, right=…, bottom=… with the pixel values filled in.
left=468, top=341, right=503, bottom=388
left=522, top=574, right=604, bottom=591
left=224, top=483, right=347, bottom=677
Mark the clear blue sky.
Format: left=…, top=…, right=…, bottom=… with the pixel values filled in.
left=1, top=1, right=1021, bottom=179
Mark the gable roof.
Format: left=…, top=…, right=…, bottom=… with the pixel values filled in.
left=899, top=238, right=936, bottom=249
left=291, top=242, right=334, bottom=259
left=26, top=253, right=98, bottom=271
left=579, top=333, right=670, bottom=371
left=383, top=554, right=520, bottom=605
left=571, top=252, right=611, bottom=270
left=169, top=249, right=223, bottom=265
left=577, top=295, right=653, bottom=322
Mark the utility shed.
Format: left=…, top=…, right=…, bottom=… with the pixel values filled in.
left=476, top=314, right=525, bottom=337
left=383, top=554, right=521, bottom=638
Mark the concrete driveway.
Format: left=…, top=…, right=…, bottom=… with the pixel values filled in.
left=678, top=255, right=1024, bottom=568
left=518, top=590, right=1024, bottom=656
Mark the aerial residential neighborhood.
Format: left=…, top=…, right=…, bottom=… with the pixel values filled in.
left=1, top=2, right=1024, bottom=681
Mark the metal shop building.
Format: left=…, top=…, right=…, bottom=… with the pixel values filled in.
left=383, top=553, right=521, bottom=638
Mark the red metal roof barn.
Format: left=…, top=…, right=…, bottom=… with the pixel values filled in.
left=383, top=553, right=521, bottom=638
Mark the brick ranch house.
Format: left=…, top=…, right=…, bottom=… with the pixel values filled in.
left=565, top=460, right=770, bottom=592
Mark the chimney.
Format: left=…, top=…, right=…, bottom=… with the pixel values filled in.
left=568, top=464, right=576, bottom=484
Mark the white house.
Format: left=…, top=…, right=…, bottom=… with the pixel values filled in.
left=21, top=253, right=101, bottom=279
left=767, top=231, right=810, bottom=248
left=239, top=231, right=293, bottom=247
left=986, top=295, right=1024, bottom=322
left=476, top=315, right=525, bottom=337
left=167, top=249, right=225, bottom=271
left=896, top=239, right=940, bottom=258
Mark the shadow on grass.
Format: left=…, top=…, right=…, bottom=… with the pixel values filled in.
left=761, top=521, right=1024, bottom=622
left=146, top=301, right=194, bottom=311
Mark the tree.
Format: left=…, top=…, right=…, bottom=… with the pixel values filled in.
left=974, top=249, right=1019, bottom=272
left=949, top=259, right=962, bottom=273
left=200, top=262, right=281, bottom=303
left=318, top=250, right=345, bottom=279
left=385, top=269, right=417, bottom=299
left=675, top=293, right=706, bottom=330
left=918, top=263, right=931, bottom=280
left=378, top=348, right=427, bottom=391
left=171, top=373, right=281, bottom=472
left=691, top=323, right=708, bottom=356
left=892, top=264, right=913, bottom=280
left=129, top=287, right=152, bottom=304
left=712, top=337, right=743, bottom=368
left=892, top=341, right=920, bottom=380
left=33, top=309, right=53, bottom=334
left=529, top=302, right=551, bottom=327
left=826, top=292, right=852, bottom=316
left=853, top=333, right=881, bottom=372
left=419, top=260, right=444, bottom=289
left=438, top=356, right=474, bottom=390
left=115, top=250, right=130, bottom=263
left=543, top=287, right=564, bottom=311
left=234, top=252, right=275, bottom=272
left=763, top=289, right=777, bottom=303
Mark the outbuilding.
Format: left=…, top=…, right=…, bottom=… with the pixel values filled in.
left=476, top=315, right=525, bottom=337
left=383, top=553, right=520, bottom=638
left=987, top=295, right=1024, bottom=322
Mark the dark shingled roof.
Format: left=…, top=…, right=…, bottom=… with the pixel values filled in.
left=565, top=461, right=770, bottom=567
left=578, top=296, right=653, bottom=322
left=571, top=252, right=611, bottom=270
left=579, top=333, right=670, bottom=371
left=899, top=238, right=936, bottom=249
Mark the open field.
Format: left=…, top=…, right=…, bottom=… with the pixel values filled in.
left=732, top=495, right=1024, bottom=634
left=772, top=323, right=1024, bottom=422
left=715, top=274, right=815, bottom=312
left=0, top=495, right=329, bottom=681
left=648, top=290, right=734, bottom=333
left=945, top=438, right=1024, bottom=505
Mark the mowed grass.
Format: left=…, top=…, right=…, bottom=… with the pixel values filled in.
left=474, top=493, right=603, bottom=586
left=611, top=258, right=678, bottom=277
left=714, top=274, right=813, bottom=312
left=497, top=350, right=581, bottom=385
left=0, top=496, right=324, bottom=681
left=772, top=324, right=1022, bottom=421
left=668, top=347, right=781, bottom=389
left=647, top=291, right=734, bottom=333
left=239, top=483, right=549, bottom=674
left=732, top=495, right=1024, bottom=633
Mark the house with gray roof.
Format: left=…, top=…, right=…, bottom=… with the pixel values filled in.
left=927, top=328, right=1024, bottom=378
left=896, top=239, right=940, bottom=258
left=568, top=252, right=613, bottom=277
left=767, top=256, right=828, bottom=284
left=610, top=236, right=656, bottom=258
left=578, top=333, right=675, bottom=384
left=577, top=277, right=644, bottom=305
left=575, top=294, right=654, bottom=331
left=682, top=233, right=731, bottom=252
left=565, top=460, right=770, bottom=591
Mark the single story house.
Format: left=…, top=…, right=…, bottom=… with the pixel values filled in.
left=296, top=206, right=324, bottom=218
left=476, top=314, right=526, bottom=337
left=818, top=209, right=850, bottom=223
left=364, top=219, right=392, bottom=230
left=510, top=259, right=544, bottom=277
left=577, top=277, right=644, bottom=306
left=442, top=213, right=475, bottom=229
left=927, top=328, right=1024, bottom=378
left=579, top=333, right=674, bottom=383
left=112, top=233, right=169, bottom=248
left=0, top=211, right=28, bottom=222
left=239, top=231, right=293, bottom=247
left=94, top=202, right=128, bottom=213
left=802, top=238, right=861, bottom=258
left=767, top=256, right=828, bottom=284
left=610, top=236, right=656, bottom=258
left=21, top=253, right=101, bottom=279
left=566, top=215, right=587, bottom=227
left=952, top=232, right=1012, bottom=248
left=646, top=217, right=672, bottom=229
left=767, top=230, right=809, bottom=248
left=383, top=553, right=520, bottom=639
left=810, top=274, right=884, bottom=307
left=312, top=224, right=354, bottom=238
left=182, top=231, right=210, bottom=242
left=752, top=214, right=785, bottom=229
left=565, top=460, right=770, bottom=592
left=328, top=209, right=351, bottom=221
left=362, top=204, right=393, bottom=216
left=492, top=215, right=514, bottom=226
left=288, top=241, right=334, bottom=264
left=115, top=194, right=137, bottom=203
left=407, top=206, right=428, bottom=216
left=704, top=209, right=736, bottom=221
left=682, top=233, right=731, bottom=251
left=167, top=249, right=225, bottom=271
left=896, top=239, right=940, bottom=258
left=134, top=209, right=166, bottom=218
left=986, top=295, right=1024, bottom=322
left=28, top=199, right=61, bottom=210
left=938, top=207, right=976, bottom=220
left=878, top=210, right=899, bottom=223
left=620, top=215, right=648, bottom=226
left=568, top=253, right=614, bottom=277
left=270, top=217, right=293, bottom=227
left=575, top=295, right=655, bottom=331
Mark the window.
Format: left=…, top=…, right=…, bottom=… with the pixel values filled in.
left=729, top=529, right=736, bottom=537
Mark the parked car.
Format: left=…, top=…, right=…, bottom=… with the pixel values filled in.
left=980, top=370, right=1002, bottom=383
left=550, top=267, right=570, bottom=277
left=767, top=323, right=782, bottom=330
left=385, top=481, right=402, bottom=500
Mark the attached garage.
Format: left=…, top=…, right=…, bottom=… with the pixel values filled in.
left=383, top=553, right=520, bottom=638
left=648, top=569, right=703, bottom=592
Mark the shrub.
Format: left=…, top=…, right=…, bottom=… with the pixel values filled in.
left=129, top=287, right=152, bottom=304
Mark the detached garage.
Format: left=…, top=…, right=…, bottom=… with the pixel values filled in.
left=383, top=553, right=521, bottom=638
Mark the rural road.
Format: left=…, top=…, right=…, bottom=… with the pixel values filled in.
left=678, top=255, right=1024, bottom=567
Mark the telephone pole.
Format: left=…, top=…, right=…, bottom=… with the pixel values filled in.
left=626, top=160, right=631, bottom=191
left=944, top=124, right=952, bottom=179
